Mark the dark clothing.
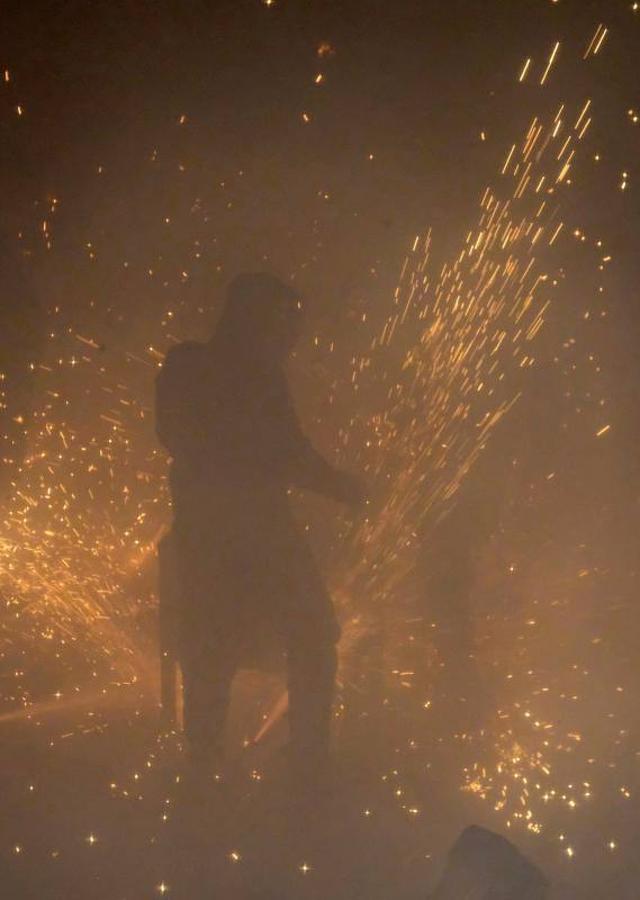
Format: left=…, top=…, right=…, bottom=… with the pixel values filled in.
left=156, top=337, right=350, bottom=763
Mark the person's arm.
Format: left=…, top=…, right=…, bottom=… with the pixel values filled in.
left=275, top=369, right=364, bottom=506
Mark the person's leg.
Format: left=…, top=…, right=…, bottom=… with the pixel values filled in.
left=173, top=517, right=241, bottom=768
left=286, top=627, right=338, bottom=784
left=180, top=639, right=236, bottom=767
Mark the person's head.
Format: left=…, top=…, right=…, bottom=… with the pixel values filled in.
left=212, top=272, right=303, bottom=361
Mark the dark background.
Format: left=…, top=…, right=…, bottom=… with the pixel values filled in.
left=2, top=0, right=639, bottom=468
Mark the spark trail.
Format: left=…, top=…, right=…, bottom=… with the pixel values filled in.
left=336, top=96, right=591, bottom=647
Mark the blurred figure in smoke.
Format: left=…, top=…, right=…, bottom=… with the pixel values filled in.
left=155, top=273, right=364, bottom=786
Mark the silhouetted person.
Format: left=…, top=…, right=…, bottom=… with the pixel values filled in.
left=155, top=273, right=364, bottom=784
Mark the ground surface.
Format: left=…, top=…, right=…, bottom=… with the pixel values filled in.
left=1, top=672, right=637, bottom=900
